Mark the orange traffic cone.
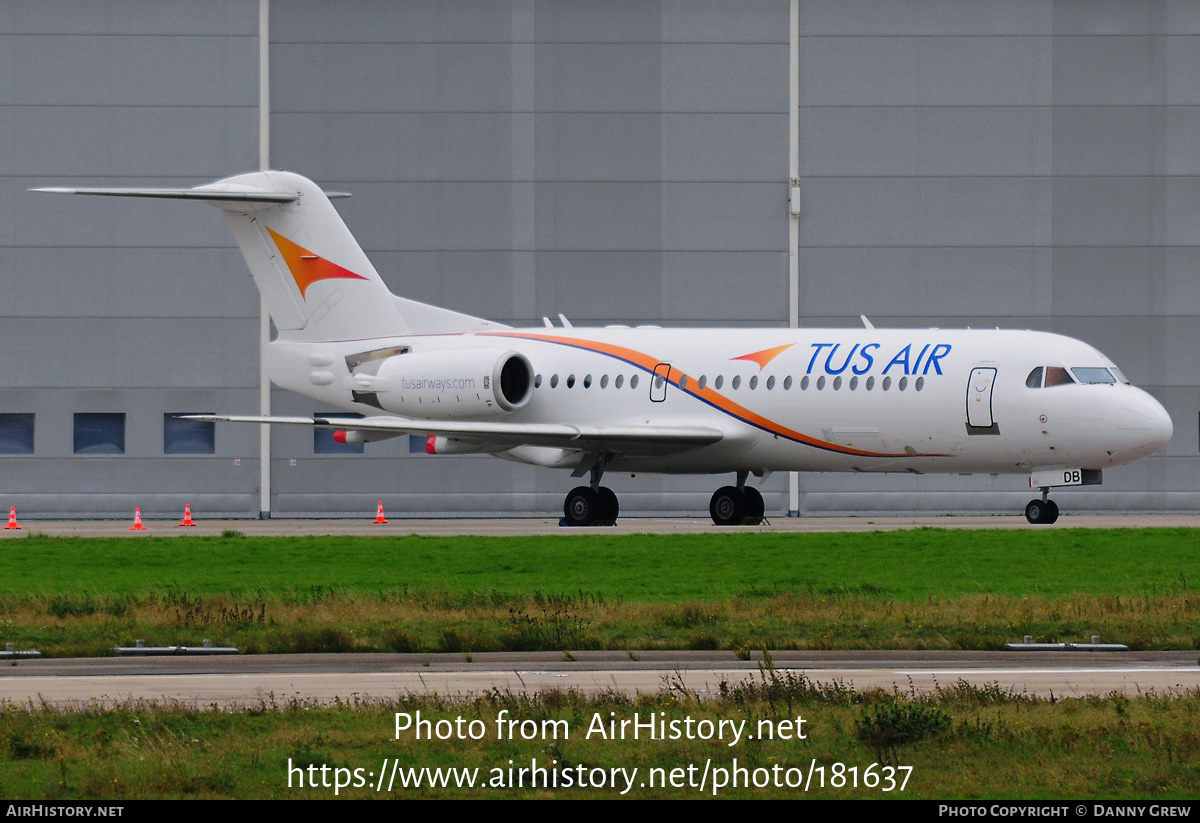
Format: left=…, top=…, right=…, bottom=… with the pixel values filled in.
left=129, top=507, right=148, bottom=531
left=179, top=504, right=196, bottom=527
left=3, top=507, right=20, bottom=530
left=373, top=501, right=388, bottom=524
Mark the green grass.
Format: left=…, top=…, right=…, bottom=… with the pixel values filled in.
left=2, top=676, right=1198, bottom=799
left=0, top=529, right=1197, bottom=655
left=4, top=528, right=1197, bottom=601
left=2, top=529, right=1199, bottom=799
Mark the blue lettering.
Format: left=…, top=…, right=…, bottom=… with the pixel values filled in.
left=806, top=343, right=835, bottom=375
left=910, top=344, right=931, bottom=376
left=922, top=343, right=952, bottom=375
left=883, top=344, right=912, bottom=375
left=825, top=343, right=860, bottom=375
left=852, top=343, right=879, bottom=375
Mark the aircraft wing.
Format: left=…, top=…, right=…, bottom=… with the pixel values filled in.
left=182, top=414, right=724, bottom=456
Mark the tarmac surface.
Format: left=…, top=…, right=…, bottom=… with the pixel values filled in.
left=2, top=651, right=1197, bottom=707
left=3, top=513, right=1199, bottom=537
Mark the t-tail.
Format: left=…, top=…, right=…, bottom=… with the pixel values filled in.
left=33, top=171, right=500, bottom=340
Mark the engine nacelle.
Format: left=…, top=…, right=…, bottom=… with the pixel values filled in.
left=367, top=349, right=534, bottom=419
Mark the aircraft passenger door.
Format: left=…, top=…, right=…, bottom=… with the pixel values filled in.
left=650, top=363, right=671, bottom=403
left=966, top=367, right=997, bottom=428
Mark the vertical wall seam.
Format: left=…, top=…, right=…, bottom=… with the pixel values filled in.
left=788, top=0, right=801, bottom=517
left=258, top=0, right=271, bottom=517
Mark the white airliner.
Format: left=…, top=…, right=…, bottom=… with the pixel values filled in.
left=35, top=172, right=1173, bottom=525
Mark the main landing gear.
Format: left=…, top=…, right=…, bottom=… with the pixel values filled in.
left=562, top=464, right=618, bottom=527
left=560, top=467, right=769, bottom=527
left=1024, top=487, right=1059, bottom=525
left=709, top=471, right=766, bottom=526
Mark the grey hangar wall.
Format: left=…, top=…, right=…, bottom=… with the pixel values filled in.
left=2, top=0, right=1195, bottom=518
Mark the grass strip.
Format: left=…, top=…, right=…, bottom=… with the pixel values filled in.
left=1, top=671, right=1198, bottom=799
left=0, top=529, right=1197, bottom=654
left=3, top=528, right=1197, bottom=600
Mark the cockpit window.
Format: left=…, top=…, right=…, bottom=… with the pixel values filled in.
left=1071, top=367, right=1117, bottom=384
left=1025, top=367, right=1044, bottom=388
left=1043, top=367, right=1074, bottom=387
left=1110, top=367, right=1130, bottom=384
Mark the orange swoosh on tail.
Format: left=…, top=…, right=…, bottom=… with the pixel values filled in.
left=266, top=227, right=367, bottom=299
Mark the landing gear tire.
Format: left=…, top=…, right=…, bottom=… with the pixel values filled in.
left=743, top=487, right=765, bottom=524
left=564, top=486, right=601, bottom=527
left=1024, top=499, right=1059, bottom=525
left=710, top=486, right=746, bottom=526
left=563, top=486, right=619, bottom=527
left=597, top=486, right=619, bottom=526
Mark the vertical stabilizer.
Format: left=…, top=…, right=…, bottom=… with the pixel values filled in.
left=213, top=171, right=409, bottom=340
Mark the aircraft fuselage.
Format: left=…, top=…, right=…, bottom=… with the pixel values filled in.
left=268, top=326, right=1171, bottom=479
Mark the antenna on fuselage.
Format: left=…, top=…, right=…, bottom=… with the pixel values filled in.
left=860, top=315, right=875, bottom=330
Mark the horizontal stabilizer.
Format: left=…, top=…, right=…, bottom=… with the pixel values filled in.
left=181, top=414, right=724, bottom=456
left=31, top=185, right=297, bottom=204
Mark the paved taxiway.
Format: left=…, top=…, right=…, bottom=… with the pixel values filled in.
left=3, top=513, right=1200, bottom=538
left=2, top=651, right=1197, bottom=708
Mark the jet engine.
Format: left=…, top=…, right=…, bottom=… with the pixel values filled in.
left=358, top=349, right=534, bottom=419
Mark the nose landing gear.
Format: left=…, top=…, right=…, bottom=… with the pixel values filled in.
left=1024, top=487, right=1059, bottom=524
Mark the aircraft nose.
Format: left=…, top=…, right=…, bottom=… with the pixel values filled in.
left=1112, top=391, right=1173, bottom=459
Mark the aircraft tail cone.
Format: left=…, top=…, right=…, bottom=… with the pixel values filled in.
left=373, top=501, right=388, bottom=524
left=129, top=507, right=148, bottom=531
left=179, top=504, right=196, bottom=527
left=4, top=507, right=21, bottom=530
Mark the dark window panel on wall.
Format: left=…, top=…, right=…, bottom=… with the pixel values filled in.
left=164, top=414, right=216, bottom=455
left=0, top=414, right=35, bottom=455
left=73, top=413, right=125, bottom=455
